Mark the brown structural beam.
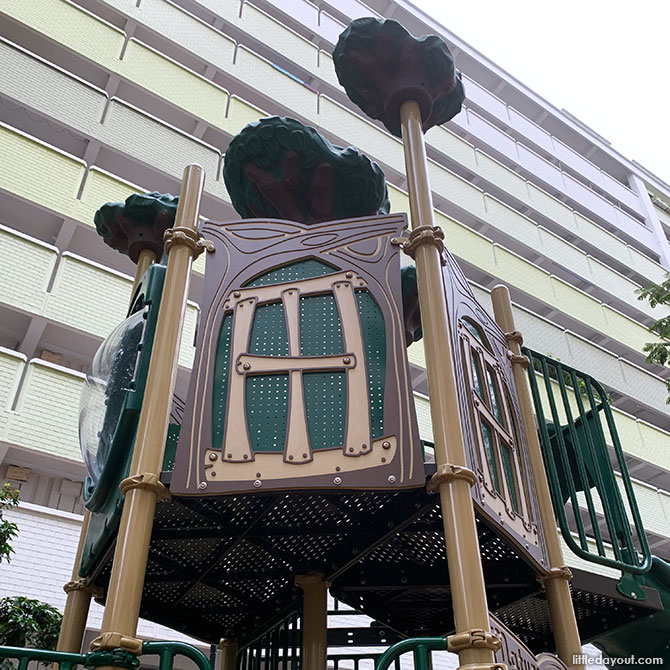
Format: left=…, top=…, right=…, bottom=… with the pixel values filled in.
left=491, top=285, right=584, bottom=670
left=90, top=164, right=206, bottom=656
left=399, top=99, right=502, bottom=670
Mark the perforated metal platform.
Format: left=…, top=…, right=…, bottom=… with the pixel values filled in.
left=88, top=466, right=661, bottom=650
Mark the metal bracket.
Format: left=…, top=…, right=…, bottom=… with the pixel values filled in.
left=506, top=350, right=530, bottom=369
left=119, top=472, right=171, bottom=501
left=63, top=577, right=103, bottom=598
left=400, top=225, right=446, bottom=264
left=427, top=463, right=478, bottom=493
left=538, top=566, right=573, bottom=583
left=90, top=632, right=144, bottom=655
left=448, top=628, right=502, bottom=654
left=163, top=227, right=215, bottom=258
left=504, top=330, right=524, bottom=346
left=617, top=571, right=647, bottom=601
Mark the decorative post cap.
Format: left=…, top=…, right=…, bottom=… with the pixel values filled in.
left=223, top=116, right=390, bottom=224
left=333, top=17, right=465, bottom=137
left=93, top=192, right=179, bottom=262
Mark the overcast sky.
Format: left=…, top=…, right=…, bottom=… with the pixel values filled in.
left=410, top=0, right=670, bottom=186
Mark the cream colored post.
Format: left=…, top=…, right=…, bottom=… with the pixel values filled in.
left=491, top=284, right=584, bottom=670
left=399, top=99, right=500, bottom=669
left=57, top=512, right=94, bottom=653
left=58, top=245, right=158, bottom=654
left=295, top=573, right=329, bottom=670
left=215, top=639, right=237, bottom=670
left=90, top=164, right=206, bottom=654
left=130, top=249, right=157, bottom=299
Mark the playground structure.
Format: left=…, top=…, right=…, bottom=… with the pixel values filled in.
left=1, top=15, right=669, bottom=670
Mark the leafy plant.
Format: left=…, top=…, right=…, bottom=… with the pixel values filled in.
left=0, top=596, right=62, bottom=649
left=0, top=483, right=19, bottom=564
left=637, top=275, right=670, bottom=403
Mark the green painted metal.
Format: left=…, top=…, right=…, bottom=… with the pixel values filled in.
left=142, top=641, right=212, bottom=670
left=0, top=642, right=211, bottom=670
left=524, top=349, right=652, bottom=584
left=374, top=637, right=448, bottom=670
left=80, top=263, right=166, bottom=577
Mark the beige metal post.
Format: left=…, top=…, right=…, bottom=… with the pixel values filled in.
left=58, top=244, right=158, bottom=654
left=130, top=249, right=158, bottom=299
left=215, top=639, right=238, bottom=670
left=399, top=99, right=501, bottom=669
left=90, top=164, right=206, bottom=654
left=491, top=284, right=584, bottom=670
left=57, top=512, right=95, bottom=653
left=295, top=572, right=329, bottom=670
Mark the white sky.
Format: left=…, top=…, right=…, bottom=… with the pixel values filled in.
left=409, top=0, right=670, bottom=186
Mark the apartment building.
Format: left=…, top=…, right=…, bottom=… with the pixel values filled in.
left=0, top=0, right=668, bottom=664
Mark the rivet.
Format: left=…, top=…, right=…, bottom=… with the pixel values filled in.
left=382, top=441, right=391, bottom=449
left=198, top=481, right=207, bottom=489
left=233, top=291, right=241, bottom=298
left=208, top=453, right=218, bottom=461
left=302, top=453, right=308, bottom=458
left=335, top=466, right=341, bottom=472
left=345, top=272, right=353, bottom=278
left=334, top=477, right=342, bottom=485
left=361, top=444, right=367, bottom=450
left=289, top=455, right=294, bottom=460
left=256, top=472, right=261, bottom=478
left=381, top=458, right=386, bottom=463
left=343, top=357, right=351, bottom=364
left=254, top=480, right=262, bottom=488
left=227, top=454, right=232, bottom=459
left=631, top=592, right=637, bottom=600
left=243, top=362, right=251, bottom=370
left=388, top=475, right=396, bottom=484
left=210, top=471, right=217, bottom=477
left=348, top=447, right=354, bottom=452
left=243, top=454, right=249, bottom=460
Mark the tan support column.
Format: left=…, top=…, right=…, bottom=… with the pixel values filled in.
left=90, top=164, right=207, bottom=654
left=130, top=249, right=157, bottom=299
left=295, top=572, right=329, bottom=670
left=491, top=284, right=584, bottom=670
left=59, top=242, right=160, bottom=654
left=215, top=639, right=237, bottom=670
left=399, top=99, right=502, bottom=670
left=57, top=512, right=95, bottom=653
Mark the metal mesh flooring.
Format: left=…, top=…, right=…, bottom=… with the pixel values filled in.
left=90, top=475, right=661, bottom=649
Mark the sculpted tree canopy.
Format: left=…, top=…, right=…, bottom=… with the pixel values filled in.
left=223, top=116, right=390, bottom=224
left=333, top=17, right=465, bottom=137
left=94, top=192, right=179, bottom=262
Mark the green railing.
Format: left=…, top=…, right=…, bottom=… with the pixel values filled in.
left=374, top=637, right=448, bottom=670
left=0, top=641, right=211, bottom=670
left=524, top=349, right=651, bottom=586
left=237, top=606, right=301, bottom=669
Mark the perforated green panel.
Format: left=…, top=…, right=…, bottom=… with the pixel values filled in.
left=300, top=294, right=343, bottom=356
left=245, top=259, right=337, bottom=287
left=212, top=314, right=232, bottom=449
left=249, top=302, right=288, bottom=356
left=304, top=372, right=346, bottom=450
left=357, top=291, right=385, bottom=439
left=246, top=375, right=289, bottom=452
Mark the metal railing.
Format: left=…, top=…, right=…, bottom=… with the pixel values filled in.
left=374, top=637, right=448, bottom=670
left=524, top=349, right=651, bottom=580
left=0, top=641, right=211, bottom=670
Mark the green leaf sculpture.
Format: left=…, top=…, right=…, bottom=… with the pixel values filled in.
left=333, top=17, right=465, bottom=137
left=94, top=192, right=179, bottom=262
left=223, top=116, right=390, bottom=224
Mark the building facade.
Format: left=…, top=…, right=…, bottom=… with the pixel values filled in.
left=0, top=0, right=668, bottom=664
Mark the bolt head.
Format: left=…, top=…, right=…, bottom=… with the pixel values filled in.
left=334, top=477, right=342, bottom=485
left=253, top=480, right=262, bottom=488
left=343, top=357, right=351, bottom=364
left=388, top=475, right=396, bottom=484
left=382, top=440, right=391, bottom=449
left=243, top=362, right=251, bottom=370
left=209, top=453, right=218, bottom=461
left=198, top=481, right=207, bottom=489
left=233, top=291, right=241, bottom=298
